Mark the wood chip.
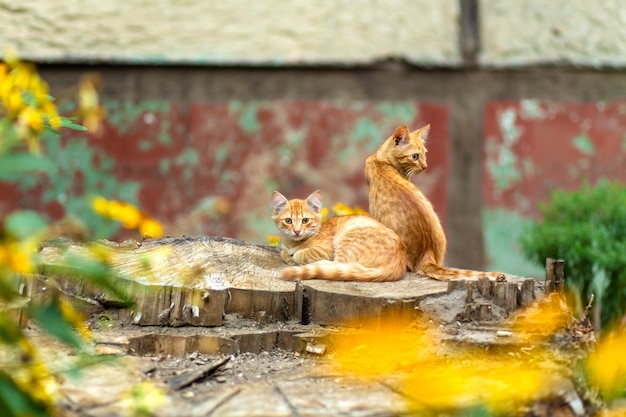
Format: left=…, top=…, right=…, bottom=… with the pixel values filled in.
left=165, top=356, right=231, bottom=390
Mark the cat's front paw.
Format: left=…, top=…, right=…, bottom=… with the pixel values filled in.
left=280, top=249, right=295, bottom=265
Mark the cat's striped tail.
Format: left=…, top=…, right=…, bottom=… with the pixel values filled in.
left=281, top=260, right=405, bottom=283
left=418, top=262, right=506, bottom=281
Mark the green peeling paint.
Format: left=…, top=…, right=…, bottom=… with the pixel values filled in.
left=483, top=208, right=545, bottom=278
left=377, top=102, right=416, bottom=125
left=174, top=148, right=199, bottom=180
left=158, top=120, right=172, bottom=145
left=104, top=100, right=171, bottom=135
left=159, top=159, right=170, bottom=175
left=139, top=140, right=153, bottom=152
left=572, top=134, right=594, bottom=155
left=621, top=134, right=626, bottom=153
left=487, top=108, right=523, bottom=191
left=350, top=117, right=383, bottom=154
left=229, top=101, right=260, bottom=134
left=519, top=99, right=545, bottom=120
left=215, top=143, right=230, bottom=163
left=278, top=129, right=305, bottom=166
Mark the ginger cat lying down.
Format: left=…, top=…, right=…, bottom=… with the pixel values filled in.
left=271, top=190, right=406, bottom=282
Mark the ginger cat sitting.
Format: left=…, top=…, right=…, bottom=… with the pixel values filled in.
left=271, top=190, right=406, bottom=282
left=365, top=124, right=505, bottom=281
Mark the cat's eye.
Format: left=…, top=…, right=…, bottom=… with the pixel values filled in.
left=302, top=218, right=309, bottom=224
left=284, top=218, right=292, bottom=224
left=412, top=153, right=420, bottom=160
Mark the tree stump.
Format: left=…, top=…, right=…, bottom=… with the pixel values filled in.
left=37, top=236, right=541, bottom=330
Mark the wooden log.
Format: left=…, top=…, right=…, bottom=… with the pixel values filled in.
left=36, top=236, right=538, bottom=328
left=554, top=259, right=565, bottom=292
left=39, top=237, right=294, bottom=326
left=165, top=356, right=231, bottom=390
left=494, top=282, right=520, bottom=312
left=519, top=279, right=535, bottom=307
left=302, top=275, right=448, bottom=326
left=476, top=277, right=493, bottom=297
left=545, top=257, right=556, bottom=293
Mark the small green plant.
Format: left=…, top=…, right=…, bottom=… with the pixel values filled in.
left=520, top=179, right=626, bottom=328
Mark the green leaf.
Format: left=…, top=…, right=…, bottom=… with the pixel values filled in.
left=4, top=210, right=47, bottom=240
left=29, top=298, right=83, bottom=349
left=0, top=314, right=24, bottom=345
left=60, top=117, right=87, bottom=131
left=47, top=252, right=132, bottom=305
left=0, top=153, right=50, bottom=180
left=0, top=371, right=49, bottom=417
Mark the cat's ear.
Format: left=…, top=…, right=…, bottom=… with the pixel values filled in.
left=271, top=191, right=288, bottom=215
left=393, top=125, right=410, bottom=146
left=305, top=190, right=323, bottom=214
left=414, top=124, right=430, bottom=143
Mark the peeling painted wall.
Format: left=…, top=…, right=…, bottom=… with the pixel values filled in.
left=2, top=100, right=449, bottom=245
left=483, top=100, right=626, bottom=276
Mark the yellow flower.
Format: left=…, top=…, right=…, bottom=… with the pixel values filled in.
left=127, top=381, right=166, bottom=417
left=91, top=196, right=110, bottom=217
left=139, top=218, right=164, bottom=238
left=332, top=202, right=354, bottom=216
left=321, top=207, right=329, bottom=221
left=91, top=196, right=163, bottom=237
left=19, top=107, right=44, bottom=133
left=512, top=294, right=571, bottom=342
left=266, top=235, right=281, bottom=247
left=48, top=115, right=63, bottom=130
left=0, top=241, right=34, bottom=274
left=586, top=328, right=626, bottom=400
left=78, top=74, right=104, bottom=133
left=331, top=317, right=549, bottom=414
left=59, top=298, right=91, bottom=340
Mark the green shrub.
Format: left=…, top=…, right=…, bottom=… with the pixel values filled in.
left=520, top=179, right=626, bottom=328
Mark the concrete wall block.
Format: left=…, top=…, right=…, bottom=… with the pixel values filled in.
left=0, top=0, right=461, bottom=66
left=480, top=0, right=626, bottom=68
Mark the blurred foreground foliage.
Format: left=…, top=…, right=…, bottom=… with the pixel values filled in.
left=0, top=54, right=163, bottom=416
left=331, top=295, right=626, bottom=416
left=520, top=179, right=626, bottom=328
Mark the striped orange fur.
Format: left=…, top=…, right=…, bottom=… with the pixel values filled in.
left=365, top=124, right=505, bottom=281
left=271, top=190, right=406, bottom=282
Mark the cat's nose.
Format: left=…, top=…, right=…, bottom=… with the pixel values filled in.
left=294, top=230, right=301, bottom=236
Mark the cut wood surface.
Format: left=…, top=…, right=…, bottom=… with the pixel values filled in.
left=38, top=236, right=541, bottom=327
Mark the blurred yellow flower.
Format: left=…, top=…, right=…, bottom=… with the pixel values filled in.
left=59, top=298, right=91, bottom=340
left=78, top=74, right=104, bottom=133
left=0, top=241, right=34, bottom=274
left=139, top=218, right=164, bottom=238
left=91, top=196, right=109, bottom=216
left=512, top=293, right=571, bottom=342
left=331, top=317, right=551, bottom=414
left=331, top=202, right=368, bottom=217
left=586, top=327, right=626, bottom=400
left=19, top=107, right=44, bottom=132
left=266, top=235, right=281, bottom=247
left=1, top=53, right=61, bottom=148
left=321, top=207, right=329, bottom=221
left=332, top=202, right=354, bottom=216
left=91, top=196, right=164, bottom=238
left=49, top=115, right=63, bottom=130
left=332, top=318, right=436, bottom=377
left=127, top=381, right=166, bottom=417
